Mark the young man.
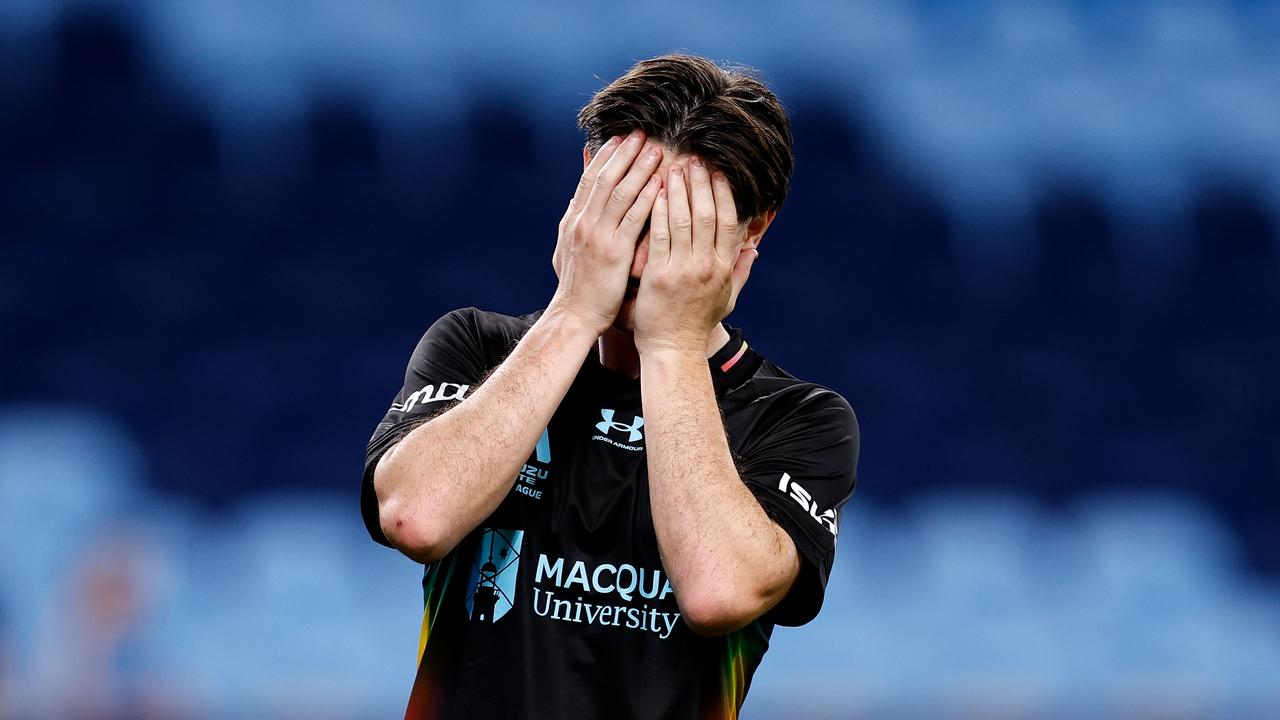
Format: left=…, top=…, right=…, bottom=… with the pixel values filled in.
left=362, top=54, right=859, bottom=719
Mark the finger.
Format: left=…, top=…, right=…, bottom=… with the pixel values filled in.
left=710, top=170, right=742, bottom=263
left=599, top=141, right=664, bottom=228
left=688, top=157, right=717, bottom=256
left=731, top=247, right=758, bottom=294
left=583, top=129, right=646, bottom=218
left=617, top=173, right=662, bottom=243
left=726, top=247, right=759, bottom=315
left=570, top=134, right=624, bottom=213
left=667, top=164, right=692, bottom=259
left=649, top=185, right=670, bottom=266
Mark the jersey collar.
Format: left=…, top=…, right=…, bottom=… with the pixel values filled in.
left=580, top=322, right=762, bottom=397
left=708, top=323, right=762, bottom=396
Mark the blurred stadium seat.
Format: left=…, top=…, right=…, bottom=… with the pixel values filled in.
left=1, top=1, right=1277, bottom=717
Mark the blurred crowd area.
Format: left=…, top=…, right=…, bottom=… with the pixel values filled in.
left=3, top=407, right=1278, bottom=719
left=1, top=0, right=1278, bottom=718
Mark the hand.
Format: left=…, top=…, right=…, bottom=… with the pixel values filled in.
left=549, top=130, right=664, bottom=335
left=632, top=157, right=759, bottom=356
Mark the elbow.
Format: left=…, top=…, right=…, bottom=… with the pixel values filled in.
left=677, top=583, right=772, bottom=637
left=678, top=561, right=797, bottom=636
left=379, top=499, right=450, bottom=564
left=374, top=462, right=451, bottom=564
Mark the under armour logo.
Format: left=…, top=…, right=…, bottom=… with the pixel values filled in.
left=596, top=409, right=644, bottom=442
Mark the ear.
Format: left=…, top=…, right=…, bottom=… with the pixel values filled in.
left=583, top=145, right=591, bottom=169
left=725, top=209, right=778, bottom=317
left=742, top=209, right=777, bottom=252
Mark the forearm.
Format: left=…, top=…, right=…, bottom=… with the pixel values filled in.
left=639, top=348, right=798, bottom=634
left=375, top=306, right=597, bottom=562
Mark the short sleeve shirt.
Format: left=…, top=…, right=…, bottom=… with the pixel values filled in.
left=362, top=307, right=860, bottom=720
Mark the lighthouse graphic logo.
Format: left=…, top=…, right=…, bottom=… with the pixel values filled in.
left=466, top=528, right=524, bottom=623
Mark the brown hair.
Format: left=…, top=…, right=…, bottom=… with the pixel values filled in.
left=577, top=53, right=794, bottom=222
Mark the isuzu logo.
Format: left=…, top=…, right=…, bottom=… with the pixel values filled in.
left=778, top=472, right=839, bottom=537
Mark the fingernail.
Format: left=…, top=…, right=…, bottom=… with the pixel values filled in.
left=647, top=145, right=660, bottom=159
left=628, top=129, right=642, bottom=142
left=713, top=171, right=727, bottom=183
left=671, top=165, right=683, bottom=177
left=691, top=157, right=704, bottom=170
left=606, top=135, right=621, bottom=148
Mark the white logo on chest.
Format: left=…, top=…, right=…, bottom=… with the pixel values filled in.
left=592, top=408, right=645, bottom=451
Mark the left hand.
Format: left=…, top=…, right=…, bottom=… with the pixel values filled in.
left=632, top=158, right=759, bottom=356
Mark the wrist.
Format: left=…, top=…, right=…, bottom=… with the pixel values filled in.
left=636, top=337, right=708, bottom=364
left=546, top=294, right=612, bottom=338
left=541, top=301, right=606, bottom=347
left=639, top=343, right=713, bottom=396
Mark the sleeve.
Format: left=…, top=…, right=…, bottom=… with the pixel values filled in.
left=361, top=308, right=495, bottom=548
left=738, top=386, right=860, bottom=626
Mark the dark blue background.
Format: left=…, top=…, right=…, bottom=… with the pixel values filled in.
left=4, top=3, right=1280, bottom=717
left=3, top=8, right=1274, bottom=572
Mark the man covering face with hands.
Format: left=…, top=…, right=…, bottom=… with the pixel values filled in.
left=363, top=53, right=860, bottom=720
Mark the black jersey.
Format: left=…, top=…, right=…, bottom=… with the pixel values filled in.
left=362, top=307, right=859, bottom=720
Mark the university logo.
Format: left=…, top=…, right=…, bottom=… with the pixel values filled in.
left=466, top=528, right=525, bottom=623
left=595, top=409, right=644, bottom=442
left=534, top=427, right=551, bottom=463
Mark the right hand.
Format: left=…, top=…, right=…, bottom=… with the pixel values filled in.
left=550, top=129, right=664, bottom=335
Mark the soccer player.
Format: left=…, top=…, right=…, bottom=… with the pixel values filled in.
left=362, top=53, right=860, bottom=719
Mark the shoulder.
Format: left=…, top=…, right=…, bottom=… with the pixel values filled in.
left=417, top=306, right=544, bottom=354
left=723, top=353, right=860, bottom=474
left=741, top=358, right=858, bottom=435
left=430, top=306, right=541, bottom=336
